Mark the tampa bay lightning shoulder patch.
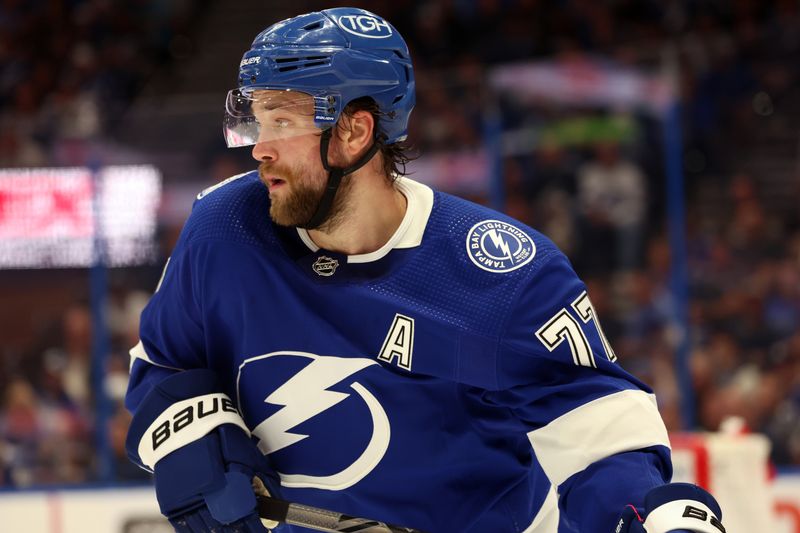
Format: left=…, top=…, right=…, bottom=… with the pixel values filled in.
left=466, top=219, right=536, bottom=273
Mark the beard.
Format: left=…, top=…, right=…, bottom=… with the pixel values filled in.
left=258, top=158, right=352, bottom=230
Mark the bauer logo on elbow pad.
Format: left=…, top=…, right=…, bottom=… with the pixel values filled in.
left=138, top=393, right=250, bottom=469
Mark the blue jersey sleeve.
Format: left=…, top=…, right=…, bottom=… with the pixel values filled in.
left=125, top=234, right=208, bottom=412
left=495, top=251, right=672, bottom=531
left=125, top=171, right=265, bottom=413
left=126, top=171, right=270, bottom=414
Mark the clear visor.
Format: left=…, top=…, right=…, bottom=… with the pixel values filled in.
left=223, top=89, right=332, bottom=148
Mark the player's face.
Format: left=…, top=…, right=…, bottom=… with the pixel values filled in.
left=251, top=91, right=350, bottom=228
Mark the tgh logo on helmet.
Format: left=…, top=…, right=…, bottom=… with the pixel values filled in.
left=336, top=14, right=393, bottom=38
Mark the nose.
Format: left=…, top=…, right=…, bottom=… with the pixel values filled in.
left=251, top=139, right=277, bottom=163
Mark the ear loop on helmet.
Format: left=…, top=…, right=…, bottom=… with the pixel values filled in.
left=301, top=127, right=381, bottom=230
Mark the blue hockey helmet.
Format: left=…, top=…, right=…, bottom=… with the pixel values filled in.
left=225, top=7, right=415, bottom=147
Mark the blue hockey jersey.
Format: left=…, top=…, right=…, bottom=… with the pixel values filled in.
left=126, top=172, right=673, bottom=532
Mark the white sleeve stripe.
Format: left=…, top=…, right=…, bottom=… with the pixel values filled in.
left=522, top=484, right=559, bottom=533
left=129, top=340, right=185, bottom=372
left=526, top=389, right=670, bottom=486
left=644, top=499, right=722, bottom=533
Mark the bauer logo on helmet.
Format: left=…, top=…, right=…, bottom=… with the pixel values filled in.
left=239, top=56, right=261, bottom=68
left=336, top=14, right=393, bottom=39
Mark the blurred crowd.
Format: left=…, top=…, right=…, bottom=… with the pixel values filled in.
left=0, top=289, right=153, bottom=486
left=1, top=0, right=799, bottom=487
left=0, top=0, right=203, bottom=168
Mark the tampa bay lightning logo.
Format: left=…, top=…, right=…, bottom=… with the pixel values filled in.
left=466, top=219, right=536, bottom=273
left=237, top=352, right=389, bottom=491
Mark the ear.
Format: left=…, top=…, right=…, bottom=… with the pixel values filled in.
left=337, top=110, right=375, bottom=156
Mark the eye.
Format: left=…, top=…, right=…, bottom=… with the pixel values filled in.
left=274, top=118, right=290, bottom=128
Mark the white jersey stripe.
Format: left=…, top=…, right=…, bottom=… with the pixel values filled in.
left=522, top=483, right=559, bottom=532
left=526, top=389, right=670, bottom=486
left=129, top=340, right=185, bottom=372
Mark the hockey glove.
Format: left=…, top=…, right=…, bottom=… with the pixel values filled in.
left=126, top=369, right=282, bottom=532
left=614, top=483, right=724, bottom=533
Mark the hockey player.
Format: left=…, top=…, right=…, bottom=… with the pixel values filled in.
left=125, top=7, right=725, bottom=533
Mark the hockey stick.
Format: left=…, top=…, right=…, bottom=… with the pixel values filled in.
left=256, top=495, right=428, bottom=533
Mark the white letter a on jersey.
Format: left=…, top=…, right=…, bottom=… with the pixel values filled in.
left=378, top=314, right=414, bottom=371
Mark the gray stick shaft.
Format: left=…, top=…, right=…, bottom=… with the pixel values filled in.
left=285, top=503, right=408, bottom=532
left=284, top=503, right=345, bottom=530
left=256, top=495, right=427, bottom=533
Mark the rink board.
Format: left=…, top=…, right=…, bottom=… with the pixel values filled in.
left=0, top=476, right=797, bottom=533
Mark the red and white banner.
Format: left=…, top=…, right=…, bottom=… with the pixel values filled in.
left=490, top=57, right=675, bottom=114
left=0, top=168, right=93, bottom=239
left=0, top=165, right=161, bottom=268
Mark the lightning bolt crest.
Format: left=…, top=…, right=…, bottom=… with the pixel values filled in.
left=487, top=229, right=513, bottom=260
left=252, top=356, right=375, bottom=455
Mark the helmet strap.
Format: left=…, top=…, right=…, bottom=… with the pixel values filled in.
left=301, top=127, right=381, bottom=230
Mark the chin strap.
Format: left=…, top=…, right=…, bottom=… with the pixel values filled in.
left=301, top=128, right=381, bottom=230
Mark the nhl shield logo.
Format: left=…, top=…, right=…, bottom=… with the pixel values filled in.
left=312, top=255, right=339, bottom=276
left=466, top=219, right=535, bottom=273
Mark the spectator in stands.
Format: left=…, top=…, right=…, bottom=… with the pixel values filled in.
left=576, top=139, right=647, bottom=272
left=0, top=378, right=40, bottom=486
